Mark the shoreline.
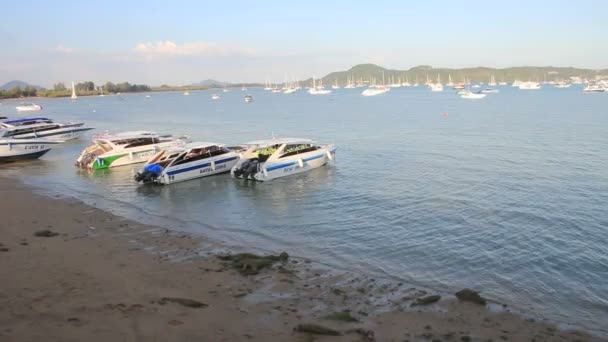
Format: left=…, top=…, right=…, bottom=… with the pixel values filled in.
left=0, top=175, right=603, bottom=341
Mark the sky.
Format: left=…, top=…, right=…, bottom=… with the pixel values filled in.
left=1, top=0, right=607, bottom=87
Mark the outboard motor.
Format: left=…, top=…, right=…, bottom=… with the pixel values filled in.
left=234, top=160, right=259, bottom=179
left=134, top=163, right=163, bottom=183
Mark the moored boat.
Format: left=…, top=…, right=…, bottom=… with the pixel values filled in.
left=75, top=131, right=190, bottom=169
left=16, top=103, right=43, bottom=112
left=0, top=117, right=93, bottom=141
left=135, top=142, right=244, bottom=185
left=0, top=138, right=61, bottom=162
left=244, top=95, right=253, bottom=102
left=459, top=90, right=487, bottom=99
left=231, top=138, right=336, bottom=182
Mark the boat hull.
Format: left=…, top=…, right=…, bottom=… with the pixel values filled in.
left=79, top=142, right=180, bottom=170
left=232, top=145, right=336, bottom=182
left=0, top=140, right=56, bottom=162
left=8, top=126, right=93, bottom=141
left=158, top=154, right=240, bottom=185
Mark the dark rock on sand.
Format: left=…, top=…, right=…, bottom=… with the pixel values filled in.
left=455, top=289, right=487, bottom=305
left=347, top=328, right=375, bottom=341
left=159, top=297, right=208, bottom=308
left=0, top=247, right=9, bottom=252
left=218, top=252, right=289, bottom=275
left=33, top=230, right=59, bottom=237
left=323, top=311, right=359, bottom=322
left=412, top=295, right=441, bottom=306
left=294, top=324, right=341, bottom=336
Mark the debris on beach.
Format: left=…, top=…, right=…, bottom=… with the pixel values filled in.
left=455, top=288, right=487, bottom=305
left=411, top=294, right=442, bottom=306
left=293, top=323, right=341, bottom=336
left=323, top=311, right=359, bottom=322
left=33, top=230, right=59, bottom=237
left=159, top=297, right=208, bottom=308
left=217, top=251, right=289, bottom=275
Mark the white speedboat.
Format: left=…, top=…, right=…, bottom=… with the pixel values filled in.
left=135, top=142, right=244, bottom=185
left=460, top=90, right=486, bottom=99
left=361, top=86, right=390, bottom=96
left=283, top=87, right=297, bottom=94
left=429, top=83, right=443, bottom=92
left=231, top=138, right=336, bottom=182
left=0, top=138, right=61, bottom=162
left=75, top=131, right=190, bottom=170
left=16, top=103, right=43, bottom=112
left=518, top=82, right=541, bottom=90
left=0, top=117, right=93, bottom=141
left=183, top=91, right=190, bottom=96
left=554, top=82, right=571, bottom=89
left=583, top=84, right=605, bottom=92
left=211, top=94, right=220, bottom=100
left=244, top=95, right=253, bottom=103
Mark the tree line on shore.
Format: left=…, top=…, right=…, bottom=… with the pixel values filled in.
left=0, top=81, right=152, bottom=99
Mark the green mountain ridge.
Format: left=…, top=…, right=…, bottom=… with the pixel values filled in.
left=318, top=64, right=608, bottom=85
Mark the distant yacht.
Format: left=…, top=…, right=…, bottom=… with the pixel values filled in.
left=488, top=75, right=497, bottom=87
left=582, top=83, right=605, bottom=92
left=446, top=74, right=454, bottom=87
left=183, top=91, right=190, bottom=96
left=211, top=94, right=221, bottom=100
left=460, top=90, right=486, bottom=99
left=244, top=95, right=253, bottom=102
left=518, top=81, right=541, bottom=90
left=15, top=103, right=43, bottom=112
left=71, top=81, right=77, bottom=100
left=429, top=74, right=443, bottom=92
left=554, top=81, right=571, bottom=89
left=308, top=76, right=331, bottom=95
left=331, top=79, right=340, bottom=89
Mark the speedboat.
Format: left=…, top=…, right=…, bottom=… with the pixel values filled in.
left=0, top=137, right=61, bottom=162
left=459, top=90, right=486, bottom=99
left=16, top=103, right=43, bottom=112
left=231, top=138, right=336, bottom=182
left=583, top=84, right=605, bottom=92
left=0, top=117, right=93, bottom=141
left=183, top=91, right=190, bottom=96
left=283, top=88, right=297, bottom=94
left=135, top=142, right=244, bottom=185
left=244, top=95, right=253, bottom=103
left=518, top=82, right=541, bottom=90
left=429, top=83, right=443, bottom=92
left=211, top=94, right=221, bottom=100
left=75, top=131, right=190, bottom=169
left=361, top=86, right=390, bottom=96
left=480, top=88, right=499, bottom=94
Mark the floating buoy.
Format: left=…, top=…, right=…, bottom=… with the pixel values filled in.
left=442, top=111, right=449, bottom=117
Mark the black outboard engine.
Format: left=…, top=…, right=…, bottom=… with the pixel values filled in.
left=134, top=163, right=162, bottom=183
left=234, top=159, right=259, bottom=179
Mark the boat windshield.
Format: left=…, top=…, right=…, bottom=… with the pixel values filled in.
left=279, top=144, right=319, bottom=158
left=114, top=137, right=160, bottom=148
left=171, top=145, right=228, bottom=166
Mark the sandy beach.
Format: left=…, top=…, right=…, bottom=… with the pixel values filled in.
left=0, top=175, right=603, bottom=342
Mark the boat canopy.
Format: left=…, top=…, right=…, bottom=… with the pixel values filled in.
left=245, top=138, right=313, bottom=148
left=2, top=117, right=51, bottom=125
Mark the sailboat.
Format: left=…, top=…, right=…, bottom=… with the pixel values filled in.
left=71, top=81, right=78, bottom=100
left=429, top=74, right=443, bottom=92
left=446, top=74, right=454, bottom=87
left=99, top=86, right=105, bottom=97
left=488, top=75, right=497, bottom=86
left=308, top=76, right=331, bottom=95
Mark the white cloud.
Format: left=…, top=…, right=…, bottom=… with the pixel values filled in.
left=134, top=40, right=255, bottom=58
left=55, top=45, right=74, bottom=54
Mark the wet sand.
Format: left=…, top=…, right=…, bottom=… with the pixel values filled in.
left=0, top=175, right=603, bottom=341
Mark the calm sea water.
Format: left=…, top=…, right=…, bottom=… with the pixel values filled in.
left=1, top=86, right=607, bottom=334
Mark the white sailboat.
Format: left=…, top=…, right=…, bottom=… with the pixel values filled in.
left=71, top=81, right=78, bottom=100
left=488, top=75, right=497, bottom=86
left=446, top=74, right=454, bottom=87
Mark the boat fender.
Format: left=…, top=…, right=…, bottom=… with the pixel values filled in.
left=263, top=168, right=268, bottom=177
left=298, top=159, right=304, bottom=167
left=211, top=161, right=215, bottom=171
left=326, top=151, right=333, bottom=161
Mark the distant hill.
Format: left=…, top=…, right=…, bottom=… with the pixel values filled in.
left=319, top=64, right=608, bottom=85
left=191, top=79, right=230, bottom=87
left=0, top=80, right=44, bottom=91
